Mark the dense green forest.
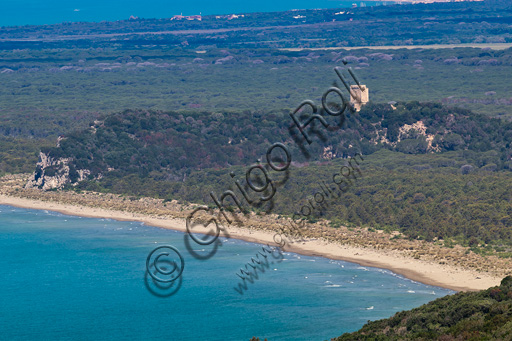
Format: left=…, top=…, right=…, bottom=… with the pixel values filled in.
left=334, top=276, right=512, bottom=340
left=1, top=0, right=512, bottom=177
left=0, top=137, right=52, bottom=175
left=0, top=0, right=511, bottom=144
left=27, top=102, right=512, bottom=250
left=2, top=46, right=512, bottom=138
left=78, top=149, right=512, bottom=248
left=3, top=0, right=512, bottom=251
left=42, top=101, right=512, bottom=178
left=3, top=1, right=512, bottom=339
left=2, top=46, right=512, bottom=136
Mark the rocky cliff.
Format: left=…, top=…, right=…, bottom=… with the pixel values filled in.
left=25, top=151, right=91, bottom=190
left=24, top=103, right=512, bottom=190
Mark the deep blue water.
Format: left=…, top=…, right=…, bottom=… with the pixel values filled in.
left=1, top=0, right=395, bottom=27
left=0, top=205, right=453, bottom=340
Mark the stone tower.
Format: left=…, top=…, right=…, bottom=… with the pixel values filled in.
left=350, top=85, right=369, bottom=112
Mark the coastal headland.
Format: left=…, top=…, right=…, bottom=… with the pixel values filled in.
left=0, top=174, right=507, bottom=292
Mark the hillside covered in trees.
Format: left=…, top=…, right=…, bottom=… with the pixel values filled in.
left=2, top=0, right=512, bottom=178
left=334, top=276, right=512, bottom=340
left=34, top=101, right=512, bottom=183
left=25, top=101, right=512, bottom=252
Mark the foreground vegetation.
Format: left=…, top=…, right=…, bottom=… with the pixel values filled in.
left=334, top=276, right=512, bottom=340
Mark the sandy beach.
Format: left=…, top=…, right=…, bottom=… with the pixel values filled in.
left=0, top=193, right=502, bottom=292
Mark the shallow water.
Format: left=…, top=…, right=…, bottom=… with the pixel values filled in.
left=0, top=205, right=452, bottom=340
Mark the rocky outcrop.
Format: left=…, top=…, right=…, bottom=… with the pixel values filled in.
left=25, top=151, right=91, bottom=190
left=369, top=120, right=440, bottom=153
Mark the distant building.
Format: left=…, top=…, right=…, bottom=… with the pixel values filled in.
left=186, top=15, right=202, bottom=21
left=215, top=14, right=245, bottom=20
left=350, top=85, right=369, bottom=111
left=171, top=14, right=202, bottom=21
left=227, top=14, right=244, bottom=20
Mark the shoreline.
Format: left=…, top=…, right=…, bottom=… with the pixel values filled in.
left=0, top=194, right=502, bottom=292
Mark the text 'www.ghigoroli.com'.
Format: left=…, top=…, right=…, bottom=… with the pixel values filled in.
left=145, top=64, right=368, bottom=295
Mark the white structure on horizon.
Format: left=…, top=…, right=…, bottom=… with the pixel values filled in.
left=350, top=85, right=369, bottom=112
left=171, top=13, right=202, bottom=21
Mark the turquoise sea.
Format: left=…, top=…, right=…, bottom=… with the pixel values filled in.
left=1, top=0, right=395, bottom=27
left=0, top=205, right=452, bottom=340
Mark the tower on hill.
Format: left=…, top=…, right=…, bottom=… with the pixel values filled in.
left=350, top=85, right=369, bottom=111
